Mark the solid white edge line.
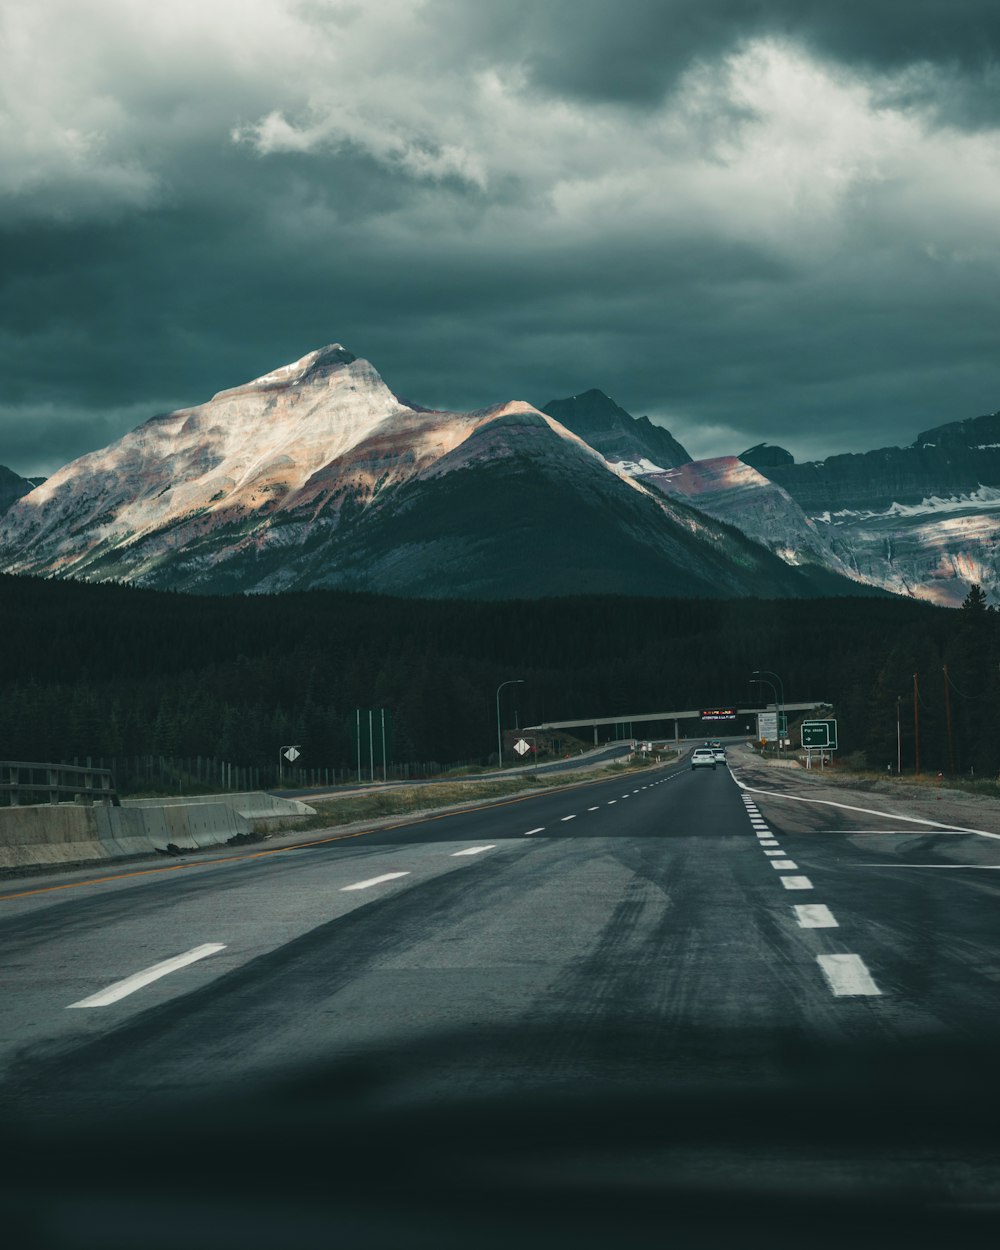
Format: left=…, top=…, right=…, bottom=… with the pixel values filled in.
left=730, top=774, right=1000, bottom=841
left=795, top=904, right=839, bottom=929
left=817, top=953, right=881, bottom=996
left=341, top=871, right=411, bottom=892
left=451, top=845, right=497, bottom=857
left=67, top=943, right=227, bottom=1009
left=857, top=863, right=1000, bottom=870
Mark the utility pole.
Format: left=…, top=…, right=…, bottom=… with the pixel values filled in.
left=942, top=665, right=956, bottom=775
left=913, top=673, right=921, bottom=777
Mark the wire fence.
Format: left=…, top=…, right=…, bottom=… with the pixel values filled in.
left=33, top=754, right=480, bottom=799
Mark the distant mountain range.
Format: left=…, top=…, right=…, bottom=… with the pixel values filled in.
left=1, top=344, right=996, bottom=604
left=0, top=347, right=847, bottom=600
left=645, top=416, right=1000, bottom=606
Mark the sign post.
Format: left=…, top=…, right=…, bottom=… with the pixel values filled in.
left=279, top=744, right=301, bottom=784
left=801, top=720, right=838, bottom=769
left=513, top=736, right=538, bottom=769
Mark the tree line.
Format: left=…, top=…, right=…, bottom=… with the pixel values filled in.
left=1, top=573, right=996, bottom=781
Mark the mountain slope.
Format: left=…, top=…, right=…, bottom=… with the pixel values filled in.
left=542, top=390, right=691, bottom=475
left=642, top=456, right=863, bottom=584
left=0, top=346, right=870, bottom=600
left=736, top=411, right=1000, bottom=605
left=0, top=465, right=43, bottom=515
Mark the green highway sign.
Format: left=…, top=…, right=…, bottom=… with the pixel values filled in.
left=801, top=719, right=838, bottom=750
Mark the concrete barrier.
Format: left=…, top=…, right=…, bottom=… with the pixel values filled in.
left=0, top=805, right=111, bottom=870
left=123, top=791, right=314, bottom=821
left=0, top=791, right=296, bottom=870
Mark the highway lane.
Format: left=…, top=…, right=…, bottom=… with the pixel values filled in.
left=4, top=749, right=1000, bottom=1232
left=3, top=752, right=999, bottom=1089
left=728, top=747, right=1000, bottom=1039
left=0, top=759, right=700, bottom=1085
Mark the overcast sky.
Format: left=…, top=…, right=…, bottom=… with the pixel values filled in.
left=3, top=0, right=1000, bottom=476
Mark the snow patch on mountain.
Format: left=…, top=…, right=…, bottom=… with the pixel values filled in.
left=614, top=457, right=668, bottom=476
left=816, top=484, right=1000, bottom=523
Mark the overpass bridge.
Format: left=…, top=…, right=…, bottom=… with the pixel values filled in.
left=524, top=702, right=832, bottom=745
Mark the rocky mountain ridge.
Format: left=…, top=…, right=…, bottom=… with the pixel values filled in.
left=5, top=341, right=996, bottom=605
left=0, top=346, right=849, bottom=600
left=0, top=465, right=45, bottom=514
left=644, top=409, right=1000, bottom=606
left=541, top=389, right=691, bottom=475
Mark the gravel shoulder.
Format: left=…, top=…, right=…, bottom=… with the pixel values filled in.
left=729, top=745, right=1000, bottom=865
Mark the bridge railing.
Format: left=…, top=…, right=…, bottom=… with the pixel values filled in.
left=0, top=761, right=120, bottom=807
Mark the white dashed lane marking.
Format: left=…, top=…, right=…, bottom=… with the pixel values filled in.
left=794, top=904, right=839, bottom=929
left=817, top=953, right=881, bottom=997
left=780, top=876, right=814, bottom=890
left=561, top=815, right=577, bottom=822
left=67, top=943, right=227, bottom=1009
left=524, top=828, right=544, bottom=836
left=771, top=860, right=798, bottom=870
left=451, top=845, right=496, bottom=857
left=342, top=872, right=411, bottom=892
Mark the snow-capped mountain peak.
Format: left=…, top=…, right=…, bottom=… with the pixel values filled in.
left=0, top=346, right=835, bottom=600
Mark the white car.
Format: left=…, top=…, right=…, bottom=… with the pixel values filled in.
left=691, top=748, right=717, bottom=770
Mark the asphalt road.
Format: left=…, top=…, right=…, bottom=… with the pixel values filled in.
left=4, top=746, right=1000, bottom=1246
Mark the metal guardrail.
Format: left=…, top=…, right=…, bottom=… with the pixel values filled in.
left=0, top=760, right=120, bottom=807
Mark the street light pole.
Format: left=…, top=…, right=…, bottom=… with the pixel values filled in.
left=496, top=679, right=525, bottom=770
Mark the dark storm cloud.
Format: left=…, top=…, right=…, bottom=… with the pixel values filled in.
left=432, top=0, right=1000, bottom=120
left=2, top=0, right=1000, bottom=475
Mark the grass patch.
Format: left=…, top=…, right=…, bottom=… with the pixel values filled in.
left=782, top=755, right=1000, bottom=800
left=289, top=755, right=672, bottom=834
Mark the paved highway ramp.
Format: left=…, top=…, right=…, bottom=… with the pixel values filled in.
left=2, top=753, right=999, bottom=1248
